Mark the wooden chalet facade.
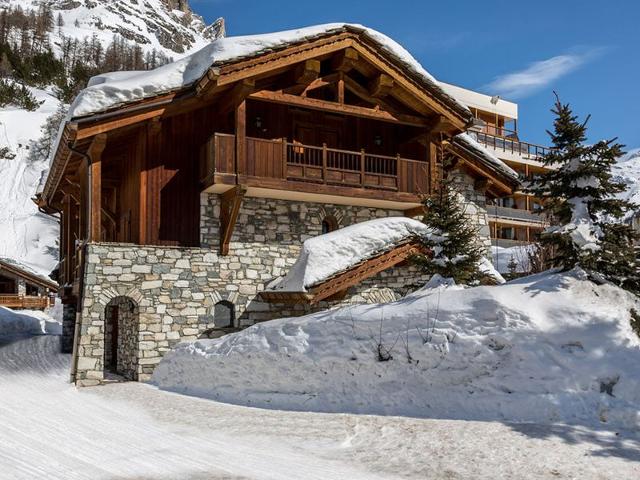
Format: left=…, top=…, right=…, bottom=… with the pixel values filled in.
left=36, top=24, right=518, bottom=384
left=0, top=259, right=57, bottom=310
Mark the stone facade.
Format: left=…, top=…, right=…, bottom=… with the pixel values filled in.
left=448, top=170, right=492, bottom=251
left=73, top=189, right=488, bottom=385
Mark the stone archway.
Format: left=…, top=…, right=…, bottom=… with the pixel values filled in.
left=104, top=296, right=139, bottom=380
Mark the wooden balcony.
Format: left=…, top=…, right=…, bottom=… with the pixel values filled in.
left=0, top=295, right=53, bottom=310
left=201, top=134, right=431, bottom=202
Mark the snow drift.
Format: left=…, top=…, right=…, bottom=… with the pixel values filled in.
left=0, top=306, right=61, bottom=336
left=153, top=270, right=640, bottom=429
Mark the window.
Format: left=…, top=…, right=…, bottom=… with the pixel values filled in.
left=214, top=301, right=235, bottom=328
left=321, top=215, right=338, bottom=235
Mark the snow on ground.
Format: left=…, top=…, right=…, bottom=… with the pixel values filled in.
left=154, top=269, right=640, bottom=430
left=0, top=86, right=61, bottom=276
left=1, top=330, right=639, bottom=479
left=270, top=217, right=436, bottom=292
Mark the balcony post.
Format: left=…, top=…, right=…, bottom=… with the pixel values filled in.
left=360, top=149, right=366, bottom=184
left=235, top=100, right=246, bottom=178
left=282, top=138, right=288, bottom=178
left=322, top=143, right=327, bottom=182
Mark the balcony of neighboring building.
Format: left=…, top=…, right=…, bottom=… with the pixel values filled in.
left=486, top=196, right=548, bottom=227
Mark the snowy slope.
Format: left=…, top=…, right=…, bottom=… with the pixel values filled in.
left=613, top=147, right=640, bottom=217
left=153, top=269, right=640, bottom=429
left=0, top=86, right=61, bottom=275
left=0, top=0, right=220, bottom=276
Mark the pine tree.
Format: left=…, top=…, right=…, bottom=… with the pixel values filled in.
left=507, top=256, right=518, bottom=278
left=529, top=93, right=640, bottom=291
left=414, top=180, right=486, bottom=284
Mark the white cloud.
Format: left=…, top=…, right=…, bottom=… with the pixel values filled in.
left=483, top=49, right=603, bottom=99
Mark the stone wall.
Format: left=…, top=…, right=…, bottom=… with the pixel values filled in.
left=74, top=193, right=485, bottom=385
left=61, top=304, right=76, bottom=353
left=448, top=171, right=492, bottom=252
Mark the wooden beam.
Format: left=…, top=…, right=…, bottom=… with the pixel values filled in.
left=235, top=99, right=247, bottom=176
left=297, top=73, right=339, bottom=97
left=337, top=72, right=345, bottom=104
left=403, top=206, right=424, bottom=218
left=219, top=186, right=246, bottom=255
left=62, top=194, right=73, bottom=284
left=331, top=47, right=359, bottom=72
left=309, top=241, right=430, bottom=304
left=295, top=59, right=321, bottom=85
left=341, top=74, right=409, bottom=115
left=59, top=179, right=80, bottom=203
left=249, top=90, right=431, bottom=127
left=76, top=106, right=167, bottom=140
left=219, top=78, right=255, bottom=115
left=368, top=74, right=394, bottom=98
left=88, top=134, right=107, bottom=242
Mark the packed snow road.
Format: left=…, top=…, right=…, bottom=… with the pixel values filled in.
left=0, top=334, right=638, bottom=479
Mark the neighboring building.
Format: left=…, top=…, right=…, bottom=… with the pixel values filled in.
left=0, top=258, right=57, bottom=310
left=36, top=24, right=519, bottom=385
left=441, top=83, right=551, bottom=247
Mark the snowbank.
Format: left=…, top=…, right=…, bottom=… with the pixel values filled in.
left=67, top=23, right=468, bottom=119
left=153, top=269, right=640, bottom=429
left=0, top=306, right=61, bottom=336
left=269, top=217, right=437, bottom=292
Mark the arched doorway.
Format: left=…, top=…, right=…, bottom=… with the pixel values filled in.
left=104, top=296, right=139, bottom=380
left=214, top=300, right=235, bottom=328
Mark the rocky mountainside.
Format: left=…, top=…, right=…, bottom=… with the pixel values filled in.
left=2, top=0, right=224, bottom=55
left=0, top=0, right=223, bottom=276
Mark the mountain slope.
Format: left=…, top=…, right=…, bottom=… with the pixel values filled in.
left=612, top=148, right=640, bottom=217
left=0, top=0, right=222, bottom=276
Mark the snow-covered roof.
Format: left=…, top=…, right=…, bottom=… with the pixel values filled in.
left=67, top=23, right=471, bottom=119
left=0, top=257, right=58, bottom=289
left=269, top=217, right=437, bottom=292
left=453, top=133, right=520, bottom=182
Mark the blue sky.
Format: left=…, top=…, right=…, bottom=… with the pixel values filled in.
left=193, top=0, right=639, bottom=149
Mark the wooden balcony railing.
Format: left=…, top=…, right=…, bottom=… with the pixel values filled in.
left=0, top=295, right=53, bottom=310
left=202, top=133, right=430, bottom=196
left=472, top=131, right=551, bottom=159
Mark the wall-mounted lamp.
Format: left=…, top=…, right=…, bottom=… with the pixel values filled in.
left=254, top=116, right=263, bottom=129
left=373, top=135, right=383, bottom=147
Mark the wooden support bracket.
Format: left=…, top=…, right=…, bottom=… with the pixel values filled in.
left=368, top=74, right=394, bottom=98
left=295, top=59, right=321, bottom=85
left=219, top=185, right=247, bottom=255
left=331, top=47, right=359, bottom=72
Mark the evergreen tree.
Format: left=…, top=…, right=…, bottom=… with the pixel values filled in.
left=529, top=94, right=640, bottom=291
left=414, top=180, right=485, bottom=284
left=507, top=256, right=518, bottom=279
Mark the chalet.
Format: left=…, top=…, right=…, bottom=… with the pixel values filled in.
left=36, top=23, right=519, bottom=385
left=0, top=258, right=57, bottom=310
